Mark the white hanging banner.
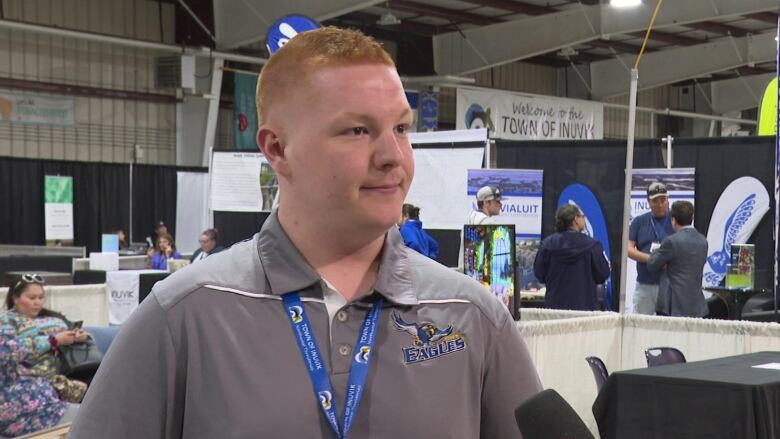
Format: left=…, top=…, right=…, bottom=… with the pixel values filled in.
left=625, top=168, right=695, bottom=313
left=0, top=91, right=75, bottom=126
left=456, top=87, right=603, bottom=140
left=703, top=176, right=770, bottom=287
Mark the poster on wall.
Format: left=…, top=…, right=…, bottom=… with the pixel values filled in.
left=210, top=151, right=277, bottom=212
left=557, top=183, right=613, bottom=310
left=456, top=87, right=603, bottom=140
left=0, top=91, right=75, bottom=126
left=702, top=176, right=769, bottom=287
left=44, top=175, right=73, bottom=241
left=625, top=168, right=695, bottom=313
left=466, top=169, right=543, bottom=291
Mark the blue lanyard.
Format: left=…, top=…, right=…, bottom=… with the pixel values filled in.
left=649, top=213, right=669, bottom=242
left=282, top=292, right=383, bottom=439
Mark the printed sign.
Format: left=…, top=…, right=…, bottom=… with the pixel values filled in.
left=44, top=175, right=73, bottom=241
left=456, top=87, right=603, bottom=140
left=210, top=151, right=278, bottom=212
left=0, top=92, right=75, bottom=126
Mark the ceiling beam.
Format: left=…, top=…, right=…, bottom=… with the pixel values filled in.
left=685, top=21, right=749, bottom=37
left=460, top=0, right=555, bottom=16
left=334, top=11, right=456, bottom=36
left=744, top=12, right=778, bottom=24
left=388, top=0, right=499, bottom=26
left=627, top=30, right=702, bottom=46
left=588, top=38, right=652, bottom=54
left=433, top=0, right=777, bottom=75
left=590, top=31, right=776, bottom=98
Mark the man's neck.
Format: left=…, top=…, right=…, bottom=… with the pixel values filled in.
left=481, top=208, right=492, bottom=217
left=277, top=207, right=386, bottom=302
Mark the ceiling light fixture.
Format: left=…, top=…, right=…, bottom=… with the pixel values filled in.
left=377, top=12, right=402, bottom=26
left=610, top=0, right=642, bottom=7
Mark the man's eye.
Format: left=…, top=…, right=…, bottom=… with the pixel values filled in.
left=349, top=127, right=369, bottom=135
left=396, top=124, right=409, bottom=134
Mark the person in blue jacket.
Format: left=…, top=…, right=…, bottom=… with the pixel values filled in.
left=399, top=204, right=439, bottom=260
left=534, top=204, right=611, bottom=311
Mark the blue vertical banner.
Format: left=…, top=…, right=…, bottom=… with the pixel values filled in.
left=234, top=73, right=258, bottom=150
left=419, top=90, right=439, bottom=132
left=557, top=184, right=613, bottom=310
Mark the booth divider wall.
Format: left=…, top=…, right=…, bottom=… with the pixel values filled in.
left=0, top=157, right=206, bottom=253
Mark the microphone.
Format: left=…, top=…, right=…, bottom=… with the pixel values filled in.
left=515, top=389, right=595, bottom=439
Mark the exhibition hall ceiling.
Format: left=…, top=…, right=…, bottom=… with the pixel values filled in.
left=208, top=0, right=777, bottom=95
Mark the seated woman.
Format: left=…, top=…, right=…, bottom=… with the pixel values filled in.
left=399, top=204, right=439, bottom=260
left=147, top=233, right=182, bottom=270
left=1, top=274, right=88, bottom=403
left=0, top=325, right=75, bottom=437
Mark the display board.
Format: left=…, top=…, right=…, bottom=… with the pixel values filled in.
left=463, top=224, right=516, bottom=318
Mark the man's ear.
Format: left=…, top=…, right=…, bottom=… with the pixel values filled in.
left=257, top=126, right=290, bottom=176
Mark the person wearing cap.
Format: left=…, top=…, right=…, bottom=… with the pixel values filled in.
left=534, top=205, right=611, bottom=311
left=467, top=185, right=503, bottom=225
left=69, top=27, right=541, bottom=438
left=627, top=182, right=675, bottom=314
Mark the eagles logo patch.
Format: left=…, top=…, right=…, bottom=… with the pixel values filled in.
left=392, top=312, right=466, bottom=364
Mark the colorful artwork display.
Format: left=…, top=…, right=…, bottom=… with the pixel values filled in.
left=464, top=224, right=516, bottom=316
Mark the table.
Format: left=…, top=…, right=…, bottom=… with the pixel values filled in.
left=704, top=286, right=769, bottom=320
left=593, top=351, right=780, bottom=439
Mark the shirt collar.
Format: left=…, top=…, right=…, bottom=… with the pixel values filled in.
left=256, top=211, right=417, bottom=305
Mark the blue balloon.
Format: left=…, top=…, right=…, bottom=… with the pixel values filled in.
left=265, top=14, right=320, bottom=55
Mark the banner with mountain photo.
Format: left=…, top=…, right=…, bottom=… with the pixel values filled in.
left=466, top=168, right=543, bottom=292
left=625, top=168, right=695, bottom=313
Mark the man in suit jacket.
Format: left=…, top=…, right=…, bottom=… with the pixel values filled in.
left=647, top=200, right=708, bottom=317
left=190, top=228, right=225, bottom=263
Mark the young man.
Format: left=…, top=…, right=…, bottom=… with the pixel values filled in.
left=467, top=185, right=503, bottom=225
left=69, top=27, right=541, bottom=438
left=534, top=205, right=610, bottom=311
left=627, top=182, right=674, bottom=314
left=647, top=200, right=709, bottom=317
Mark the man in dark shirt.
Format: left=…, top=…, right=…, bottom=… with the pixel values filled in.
left=534, top=204, right=610, bottom=310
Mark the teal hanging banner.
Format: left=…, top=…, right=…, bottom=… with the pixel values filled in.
left=234, top=72, right=258, bottom=150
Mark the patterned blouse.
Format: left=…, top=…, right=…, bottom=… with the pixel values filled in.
left=0, top=323, right=66, bottom=437
left=0, top=310, right=69, bottom=378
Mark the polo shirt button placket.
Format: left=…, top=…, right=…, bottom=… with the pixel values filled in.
left=338, top=344, right=351, bottom=356
left=336, top=310, right=348, bottom=322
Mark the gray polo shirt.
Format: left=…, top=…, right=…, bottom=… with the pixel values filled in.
left=69, top=212, right=542, bottom=438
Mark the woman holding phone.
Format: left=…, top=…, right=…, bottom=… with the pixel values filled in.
left=0, top=274, right=89, bottom=403
left=147, top=233, right=182, bottom=270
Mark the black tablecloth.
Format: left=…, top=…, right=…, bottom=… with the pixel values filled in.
left=594, top=351, right=780, bottom=439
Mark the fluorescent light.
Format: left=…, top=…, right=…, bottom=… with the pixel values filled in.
left=610, top=0, right=642, bottom=7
